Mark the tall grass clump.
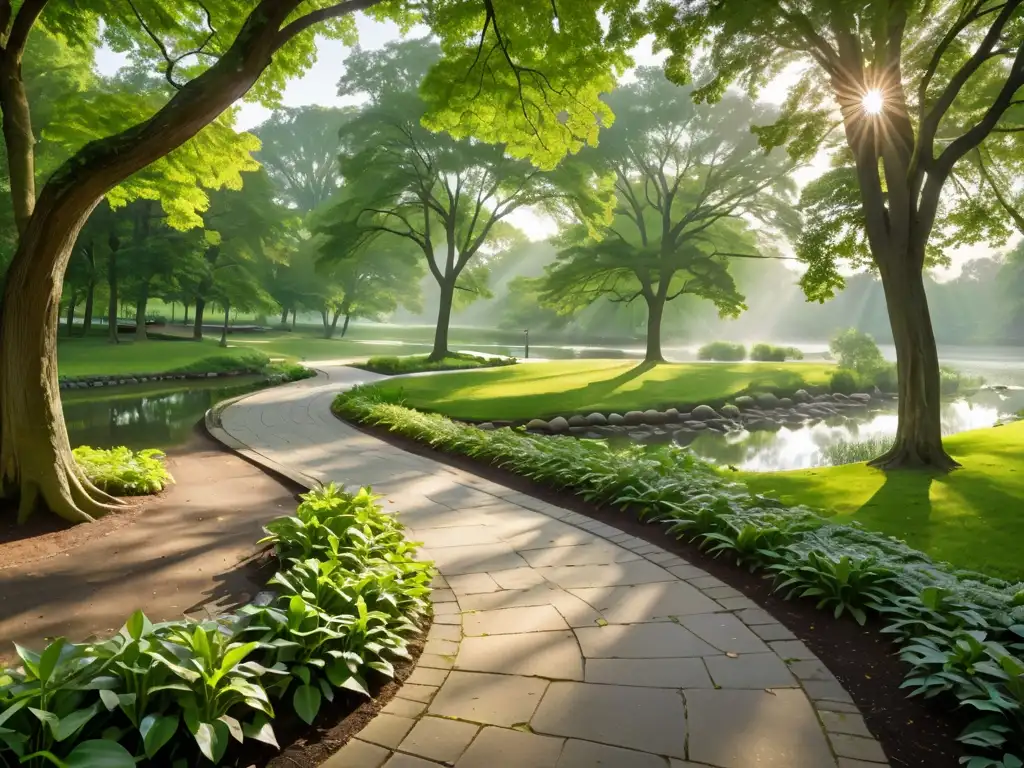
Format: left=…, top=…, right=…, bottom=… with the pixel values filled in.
left=819, top=436, right=895, bottom=466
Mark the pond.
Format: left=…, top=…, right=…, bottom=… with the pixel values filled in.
left=667, top=388, right=1024, bottom=472
left=62, top=375, right=270, bottom=451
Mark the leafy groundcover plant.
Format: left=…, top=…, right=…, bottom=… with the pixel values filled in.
left=336, top=386, right=1024, bottom=768
left=0, top=483, right=432, bottom=767
left=72, top=446, right=174, bottom=496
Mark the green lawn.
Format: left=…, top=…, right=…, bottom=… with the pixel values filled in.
left=741, top=421, right=1024, bottom=582
left=56, top=336, right=271, bottom=377
left=370, top=359, right=836, bottom=420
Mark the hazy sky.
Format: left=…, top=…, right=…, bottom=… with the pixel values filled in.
left=95, top=13, right=1014, bottom=279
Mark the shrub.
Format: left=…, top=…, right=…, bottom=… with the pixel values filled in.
left=829, top=328, right=886, bottom=375
left=697, top=341, right=746, bottom=361
left=72, top=446, right=174, bottom=495
left=358, top=352, right=516, bottom=375
left=750, top=343, right=804, bottom=362
left=0, top=483, right=430, bottom=767
left=170, top=350, right=271, bottom=375
left=940, top=366, right=985, bottom=396
left=265, top=362, right=316, bottom=384
left=872, top=364, right=899, bottom=393
left=829, top=369, right=861, bottom=394
left=334, top=388, right=1024, bottom=766
left=820, top=436, right=894, bottom=466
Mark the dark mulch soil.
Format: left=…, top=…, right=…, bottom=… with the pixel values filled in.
left=344, top=415, right=969, bottom=768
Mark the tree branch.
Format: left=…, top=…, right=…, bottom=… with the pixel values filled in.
left=275, top=0, right=384, bottom=50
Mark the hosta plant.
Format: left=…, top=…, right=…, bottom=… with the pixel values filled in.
left=772, top=551, right=898, bottom=625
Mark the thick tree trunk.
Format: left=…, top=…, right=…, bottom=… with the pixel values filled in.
left=65, top=297, right=77, bottom=337
left=321, top=308, right=331, bottom=338
left=184, top=303, right=190, bottom=324
left=0, top=59, right=36, bottom=233
left=82, top=280, right=94, bottom=336
left=280, top=307, right=289, bottom=327
left=193, top=297, right=206, bottom=340
left=644, top=293, right=666, bottom=363
left=341, top=313, right=351, bottom=337
left=0, top=206, right=125, bottom=522
left=219, top=304, right=230, bottom=347
left=870, top=253, right=957, bottom=470
left=134, top=287, right=149, bottom=341
left=290, top=308, right=296, bottom=331
left=428, top=282, right=455, bottom=362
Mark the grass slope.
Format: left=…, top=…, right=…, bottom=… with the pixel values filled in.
left=741, top=420, right=1024, bottom=581
left=371, top=359, right=835, bottom=421
left=56, top=337, right=270, bottom=378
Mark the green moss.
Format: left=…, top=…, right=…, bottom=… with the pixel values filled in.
left=368, top=359, right=835, bottom=420
left=740, top=420, right=1024, bottom=581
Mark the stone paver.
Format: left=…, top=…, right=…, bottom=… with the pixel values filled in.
left=212, top=365, right=885, bottom=768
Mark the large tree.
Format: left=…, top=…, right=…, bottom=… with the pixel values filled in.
left=652, top=0, right=1024, bottom=469
left=0, top=0, right=640, bottom=523
left=539, top=69, right=796, bottom=362
left=327, top=39, right=611, bottom=361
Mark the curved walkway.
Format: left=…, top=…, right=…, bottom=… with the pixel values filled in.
left=210, top=366, right=888, bottom=768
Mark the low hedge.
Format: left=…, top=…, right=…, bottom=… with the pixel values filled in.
left=697, top=341, right=746, bottom=361
left=0, top=484, right=432, bottom=767
left=335, top=387, right=1024, bottom=768
left=750, top=343, right=804, bottom=362
left=357, top=352, right=517, bottom=376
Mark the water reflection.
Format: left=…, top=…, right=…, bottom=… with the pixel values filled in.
left=62, top=376, right=269, bottom=451
left=685, top=395, right=1019, bottom=471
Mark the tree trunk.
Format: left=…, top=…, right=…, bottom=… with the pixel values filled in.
left=65, top=296, right=77, bottom=337
left=184, top=303, right=190, bottom=324
left=280, top=307, right=289, bottom=327
left=870, top=254, right=957, bottom=470
left=193, top=297, right=206, bottom=340
left=0, top=58, right=36, bottom=233
left=341, top=312, right=351, bottom=337
left=321, top=308, right=331, bottom=338
left=106, top=238, right=119, bottom=345
left=290, top=308, right=296, bottom=331
left=219, top=304, right=230, bottom=347
left=644, top=292, right=666, bottom=363
left=0, top=205, right=125, bottom=522
left=82, top=280, right=95, bottom=336
left=428, top=281, right=455, bottom=362
left=134, top=286, right=149, bottom=341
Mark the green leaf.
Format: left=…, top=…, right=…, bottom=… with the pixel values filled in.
left=55, top=704, right=99, bottom=742
left=29, top=707, right=60, bottom=738
left=140, top=713, right=179, bottom=759
left=124, top=610, right=151, bottom=641
left=242, top=716, right=279, bottom=749
left=293, top=684, right=322, bottom=725
left=37, top=638, right=68, bottom=685
left=64, top=740, right=135, bottom=768
left=219, top=714, right=244, bottom=744
left=14, top=644, right=41, bottom=678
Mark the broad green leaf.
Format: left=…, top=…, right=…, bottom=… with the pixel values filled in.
left=37, top=638, right=68, bottom=685
left=65, top=740, right=135, bottom=768
left=242, top=716, right=279, bottom=748
left=55, top=704, right=99, bottom=742
left=293, top=684, right=322, bottom=725
left=140, top=713, right=179, bottom=759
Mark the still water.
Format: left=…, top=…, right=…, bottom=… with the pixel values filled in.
left=62, top=376, right=270, bottom=451
left=680, top=387, right=1024, bottom=471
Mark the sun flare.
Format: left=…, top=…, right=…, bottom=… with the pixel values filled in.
left=862, top=89, right=885, bottom=115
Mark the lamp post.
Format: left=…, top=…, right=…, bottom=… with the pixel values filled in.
left=523, top=329, right=530, bottom=359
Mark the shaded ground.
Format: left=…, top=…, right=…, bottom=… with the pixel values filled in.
left=0, top=429, right=300, bottom=662
left=368, top=359, right=836, bottom=420
left=742, top=419, right=1024, bottom=582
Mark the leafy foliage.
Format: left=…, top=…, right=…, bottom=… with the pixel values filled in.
left=0, top=484, right=430, bottom=766
left=358, top=353, right=517, bottom=376
left=697, top=342, right=746, bottom=361
left=336, top=387, right=1024, bottom=764
left=750, top=344, right=803, bottom=362
left=71, top=447, right=173, bottom=496
left=829, top=328, right=886, bottom=376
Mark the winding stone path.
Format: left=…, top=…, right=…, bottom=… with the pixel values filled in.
left=209, top=365, right=888, bottom=768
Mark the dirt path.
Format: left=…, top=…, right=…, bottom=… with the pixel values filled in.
left=0, top=430, right=301, bottom=663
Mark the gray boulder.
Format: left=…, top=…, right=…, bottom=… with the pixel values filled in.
left=690, top=404, right=719, bottom=420
left=720, top=404, right=741, bottom=418
left=568, top=415, right=589, bottom=427
left=677, top=412, right=691, bottom=421
left=586, top=412, right=608, bottom=426
left=665, top=407, right=680, bottom=421
left=643, top=409, right=666, bottom=424
left=734, top=395, right=756, bottom=410
left=526, top=418, right=548, bottom=430
left=608, top=413, right=625, bottom=425
left=624, top=410, right=646, bottom=425
left=756, top=392, right=781, bottom=408
left=548, top=416, right=570, bottom=433
left=684, top=420, right=708, bottom=430
left=849, top=393, right=871, bottom=403
left=813, top=394, right=833, bottom=403
left=779, top=397, right=794, bottom=407
left=832, top=392, right=849, bottom=401
left=793, top=389, right=811, bottom=403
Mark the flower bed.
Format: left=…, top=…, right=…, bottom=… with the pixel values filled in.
left=335, top=386, right=1024, bottom=768
left=0, top=483, right=432, bottom=767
